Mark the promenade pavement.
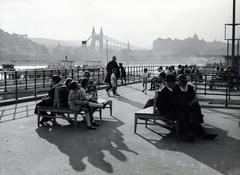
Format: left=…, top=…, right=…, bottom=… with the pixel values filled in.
left=0, top=83, right=240, bottom=175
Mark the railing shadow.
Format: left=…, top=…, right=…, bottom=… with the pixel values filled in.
left=115, top=96, right=145, bottom=109
left=136, top=126, right=240, bottom=174
left=36, top=116, right=138, bottom=173
left=0, top=103, right=36, bottom=123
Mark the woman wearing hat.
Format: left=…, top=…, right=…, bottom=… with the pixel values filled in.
left=175, top=74, right=218, bottom=140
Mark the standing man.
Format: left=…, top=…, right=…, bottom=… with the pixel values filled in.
left=105, top=56, right=120, bottom=96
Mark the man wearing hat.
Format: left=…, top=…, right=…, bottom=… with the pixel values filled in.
left=155, top=74, right=177, bottom=118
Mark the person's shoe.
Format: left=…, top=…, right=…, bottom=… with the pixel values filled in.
left=115, top=93, right=120, bottom=96
left=202, top=133, right=218, bottom=140
left=87, top=126, right=96, bottom=130
left=92, top=122, right=100, bottom=127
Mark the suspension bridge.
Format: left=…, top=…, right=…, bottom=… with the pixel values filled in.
left=80, top=27, right=146, bottom=63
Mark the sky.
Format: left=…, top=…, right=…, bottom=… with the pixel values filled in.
left=0, top=0, right=239, bottom=48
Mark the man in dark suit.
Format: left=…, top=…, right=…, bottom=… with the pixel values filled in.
left=105, top=56, right=120, bottom=95
left=155, top=74, right=198, bottom=141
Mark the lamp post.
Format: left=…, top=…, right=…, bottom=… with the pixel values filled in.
left=231, top=0, right=236, bottom=67
left=82, top=41, right=87, bottom=63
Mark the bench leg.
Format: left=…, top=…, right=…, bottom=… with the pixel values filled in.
left=99, top=109, right=102, bottom=120
left=74, top=113, right=78, bottom=128
left=176, top=124, right=180, bottom=137
left=134, top=115, right=138, bottom=133
left=109, top=101, right=112, bottom=116
left=145, top=119, right=148, bottom=128
left=37, top=111, right=41, bottom=127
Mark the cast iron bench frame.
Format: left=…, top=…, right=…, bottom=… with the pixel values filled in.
left=134, top=91, right=179, bottom=136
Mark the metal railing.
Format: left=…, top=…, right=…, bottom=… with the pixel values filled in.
left=0, top=66, right=156, bottom=102
left=0, top=65, right=239, bottom=107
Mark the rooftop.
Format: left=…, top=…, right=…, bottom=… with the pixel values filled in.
left=0, top=83, right=240, bottom=175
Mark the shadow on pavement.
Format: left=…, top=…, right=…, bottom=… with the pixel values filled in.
left=115, top=96, right=145, bottom=109
left=36, top=116, right=138, bottom=173
left=137, top=126, right=240, bottom=175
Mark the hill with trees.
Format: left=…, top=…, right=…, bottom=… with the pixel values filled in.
left=0, top=29, right=50, bottom=63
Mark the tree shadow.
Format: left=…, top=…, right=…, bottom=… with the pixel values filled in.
left=137, top=125, right=240, bottom=174
left=36, top=116, right=138, bottom=173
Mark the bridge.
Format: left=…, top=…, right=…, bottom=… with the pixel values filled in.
left=80, top=27, right=146, bottom=63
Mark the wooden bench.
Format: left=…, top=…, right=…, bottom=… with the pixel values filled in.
left=37, top=98, right=112, bottom=128
left=37, top=85, right=112, bottom=128
left=134, top=91, right=179, bottom=136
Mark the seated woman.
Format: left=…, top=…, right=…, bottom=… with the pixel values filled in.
left=68, top=81, right=96, bottom=130
left=80, top=78, right=109, bottom=110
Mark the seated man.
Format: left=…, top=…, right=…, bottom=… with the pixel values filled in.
left=155, top=74, right=177, bottom=119
left=144, top=74, right=193, bottom=140
left=144, top=74, right=217, bottom=141
left=54, top=78, right=73, bottom=108
left=34, top=75, right=62, bottom=125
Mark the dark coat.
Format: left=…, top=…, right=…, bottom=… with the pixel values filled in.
left=156, top=85, right=176, bottom=117
left=105, top=60, right=120, bottom=83
left=174, top=84, right=203, bottom=124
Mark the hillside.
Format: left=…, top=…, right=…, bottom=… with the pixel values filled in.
left=30, top=37, right=82, bottom=49
left=0, top=29, right=50, bottom=63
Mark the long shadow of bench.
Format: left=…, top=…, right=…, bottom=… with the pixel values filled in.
left=36, top=116, right=138, bottom=173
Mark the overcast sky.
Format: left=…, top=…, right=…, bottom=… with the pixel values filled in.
left=0, top=0, right=239, bottom=48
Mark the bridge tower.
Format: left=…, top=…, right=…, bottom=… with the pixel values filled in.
left=90, top=26, right=104, bottom=51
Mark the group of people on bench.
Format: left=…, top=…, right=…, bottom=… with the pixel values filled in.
left=145, top=74, right=218, bottom=141
left=34, top=71, right=110, bottom=130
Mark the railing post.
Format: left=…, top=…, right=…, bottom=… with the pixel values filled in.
left=133, top=66, right=135, bottom=82
left=225, top=80, right=228, bottom=107
left=34, top=71, right=37, bottom=97
left=42, top=70, right=45, bottom=88
left=77, top=68, right=80, bottom=81
left=102, top=68, right=105, bottom=84
left=71, top=69, right=74, bottom=79
left=25, top=71, right=28, bottom=90
left=204, top=74, right=207, bottom=95
left=50, top=70, right=53, bottom=89
left=97, top=68, right=100, bottom=87
left=195, top=71, right=198, bottom=91
left=127, top=67, right=130, bottom=83
left=15, top=71, right=18, bottom=100
left=138, top=66, right=141, bottom=81
left=131, top=66, right=133, bottom=82
left=92, top=68, right=95, bottom=82
left=4, top=72, right=7, bottom=93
